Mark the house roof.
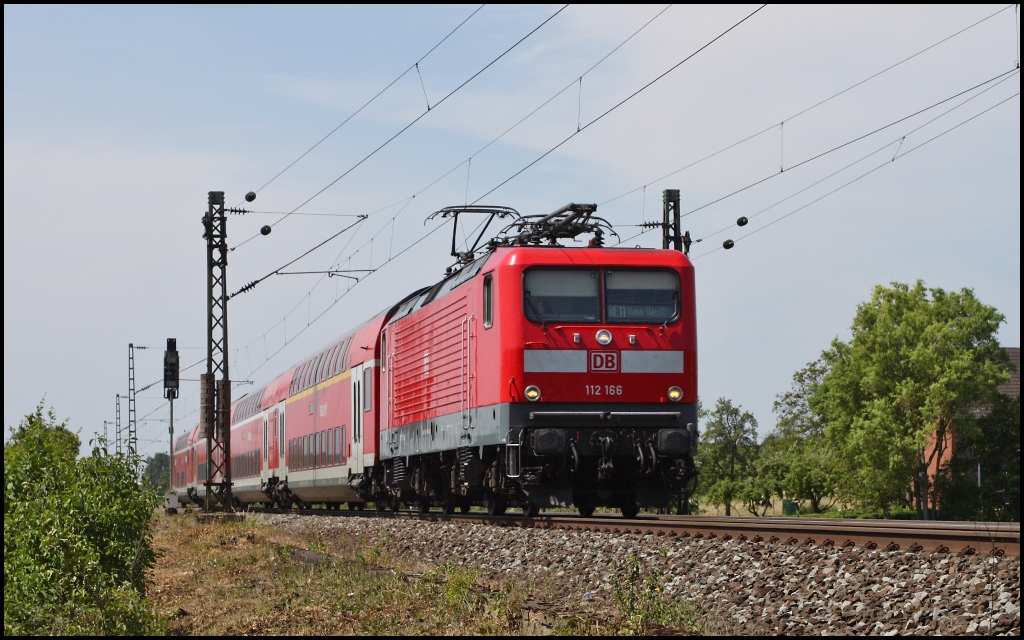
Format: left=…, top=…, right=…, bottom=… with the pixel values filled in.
left=1000, top=347, right=1020, bottom=398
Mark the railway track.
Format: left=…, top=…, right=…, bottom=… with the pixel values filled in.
left=244, top=506, right=1020, bottom=557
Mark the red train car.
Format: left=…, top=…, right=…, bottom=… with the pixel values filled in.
left=174, top=204, right=698, bottom=517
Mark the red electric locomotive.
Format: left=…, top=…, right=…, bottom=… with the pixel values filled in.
left=173, top=204, right=698, bottom=517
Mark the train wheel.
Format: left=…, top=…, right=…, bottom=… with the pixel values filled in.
left=375, top=500, right=387, bottom=513
left=621, top=505, right=640, bottom=519
left=441, top=493, right=456, bottom=515
left=522, top=501, right=540, bottom=518
left=577, top=505, right=595, bottom=517
left=459, top=502, right=471, bottom=514
left=390, top=497, right=401, bottom=513
left=486, top=493, right=506, bottom=517
left=417, top=499, right=431, bottom=514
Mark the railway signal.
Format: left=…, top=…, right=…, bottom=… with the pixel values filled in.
left=164, top=338, right=179, bottom=496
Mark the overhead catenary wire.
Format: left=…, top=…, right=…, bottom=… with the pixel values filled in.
left=229, top=216, right=368, bottom=298
left=612, top=70, right=1020, bottom=250
left=695, top=69, right=1021, bottom=242
left=599, top=3, right=1017, bottom=208
left=231, top=5, right=569, bottom=252
left=469, top=5, right=768, bottom=204
left=236, top=197, right=410, bottom=354
left=241, top=5, right=486, bottom=204
left=241, top=218, right=454, bottom=379
left=684, top=91, right=1022, bottom=259
left=245, top=210, right=366, bottom=217
left=672, top=68, right=1019, bottom=223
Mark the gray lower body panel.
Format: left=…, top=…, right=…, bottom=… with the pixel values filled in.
left=380, top=402, right=698, bottom=460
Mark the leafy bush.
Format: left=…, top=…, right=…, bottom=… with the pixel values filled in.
left=4, top=402, right=163, bottom=635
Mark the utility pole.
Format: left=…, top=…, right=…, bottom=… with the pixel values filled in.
left=115, top=394, right=122, bottom=454
left=661, top=189, right=693, bottom=255
left=662, top=189, right=681, bottom=252
left=202, top=191, right=233, bottom=511
left=128, top=343, right=137, bottom=454
left=164, top=338, right=179, bottom=492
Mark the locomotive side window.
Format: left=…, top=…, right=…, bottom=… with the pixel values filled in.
left=523, top=269, right=599, bottom=323
left=483, top=274, right=493, bottom=329
left=605, top=269, right=680, bottom=324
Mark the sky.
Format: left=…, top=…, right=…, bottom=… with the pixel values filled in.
left=4, top=4, right=1020, bottom=458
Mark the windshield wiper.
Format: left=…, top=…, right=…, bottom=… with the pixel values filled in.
left=524, top=293, right=547, bottom=329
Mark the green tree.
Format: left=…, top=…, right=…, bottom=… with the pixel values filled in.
left=142, top=452, right=171, bottom=494
left=764, top=357, right=840, bottom=513
left=737, top=445, right=775, bottom=516
left=4, top=401, right=163, bottom=635
left=812, top=281, right=1008, bottom=519
left=696, top=397, right=758, bottom=516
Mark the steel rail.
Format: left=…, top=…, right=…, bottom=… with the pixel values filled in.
left=243, top=506, right=1019, bottom=557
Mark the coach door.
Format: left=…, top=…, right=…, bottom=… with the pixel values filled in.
left=275, top=402, right=286, bottom=473
left=382, top=329, right=392, bottom=430
left=263, top=416, right=269, bottom=476
left=267, top=409, right=277, bottom=472
left=351, top=363, right=365, bottom=473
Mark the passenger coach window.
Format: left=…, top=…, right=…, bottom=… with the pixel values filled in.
left=605, top=269, right=680, bottom=323
left=523, top=269, right=599, bottom=323
left=363, top=368, right=372, bottom=412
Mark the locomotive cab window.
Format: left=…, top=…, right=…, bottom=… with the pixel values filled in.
left=523, top=269, right=599, bottom=323
left=605, top=269, right=680, bottom=324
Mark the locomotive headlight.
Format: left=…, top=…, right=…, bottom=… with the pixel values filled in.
left=596, top=329, right=613, bottom=345
left=525, top=385, right=542, bottom=402
left=667, top=386, right=683, bottom=402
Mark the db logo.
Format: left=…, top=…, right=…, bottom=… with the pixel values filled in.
left=589, top=351, right=619, bottom=372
